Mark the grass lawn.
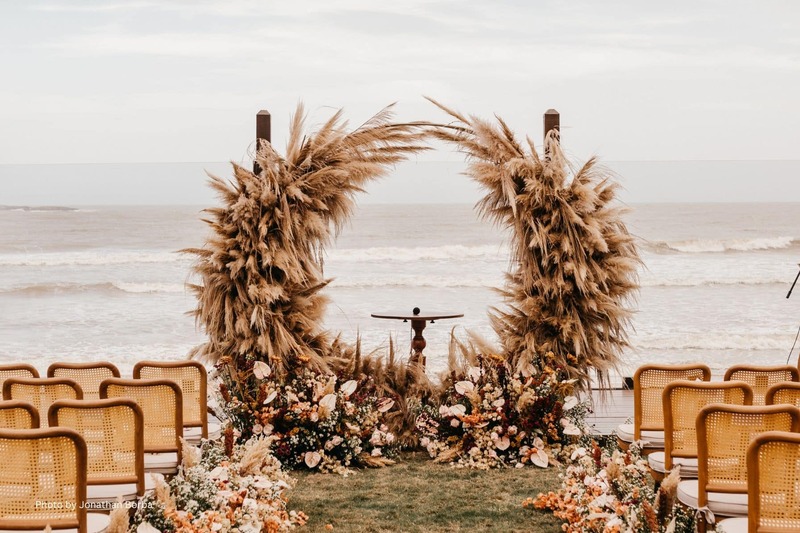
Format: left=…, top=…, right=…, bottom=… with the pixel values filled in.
left=288, top=451, right=564, bottom=532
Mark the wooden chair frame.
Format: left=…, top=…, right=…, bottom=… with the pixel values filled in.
left=133, top=360, right=208, bottom=439
left=766, top=381, right=800, bottom=407
left=0, top=427, right=89, bottom=532
left=0, top=399, right=40, bottom=429
left=99, top=377, right=183, bottom=464
left=662, top=380, right=753, bottom=470
left=634, top=363, right=711, bottom=439
left=723, top=364, right=800, bottom=405
left=696, top=403, right=800, bottom=510
left=49, top=398, right=146, bottom=496
left=747, top=430, right=800, bottom=532
left=47, top=361, right=121, bottom=400
left=0, top=363, right=39, bottom=389
left=2, top=377, right=83, bottom=427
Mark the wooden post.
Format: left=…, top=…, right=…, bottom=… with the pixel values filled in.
left=254, top=110, right=272, bottom=174
left=543, top=109, right=560, bottom=156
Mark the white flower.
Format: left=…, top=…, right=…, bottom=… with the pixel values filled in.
left=209, top=466, right=228, bottom=481
left=563, top=396, right=578, bottom=411
left=531, top=449, right=549, bottom=468
left=252, top=424, right=263, bottom=435
left=341, top=380, right=358, bottom=397
left=137, top=523, right=161, bottom=533
left=571, top=447, right=587, bottom=460
left=467, top=366, right=482, bottom=381
left=309, top=411, right=319, bottom=422
left=263, top=390, right=277, bottom=405
left=420, top=437, right=430, bottom=447
left=439, top=405, right=452, bottom=417
left=492, top=398, right=505, bottom=408
left=377, top=398, right=395, bottom=412
left=507, top=425, right=518, bottom=436
left=449, top=404, right=467, bottom=418
left=331, top=435, right=343, bottom=446
left=455, top=381, right=474, bottom=395
left=495, top=436, right=510, bottom=451
left=319, top=393, right=337, bottom=418
left=450, top=418, right=460, bottom=427
left=252, top=361, right=271, bottom=380
left=561, top=417, right=581, bottom=436
left=371, top=447, right=382, bottom=457
left=304, top=451, right=322, bottom=468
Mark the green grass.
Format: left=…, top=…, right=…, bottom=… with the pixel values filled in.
left=287, top=451, right=564, bottom=532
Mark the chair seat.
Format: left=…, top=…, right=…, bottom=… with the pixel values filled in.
left=715, top=517, right=748, bottom=533
left=144, top=452, right=179, bottom=474
left=647, top=451, right=698, bottom=478
left=0, top=512, right=109, bottom=532
left=615, top=424, right=665, bottom=447
left=677, top=480, right=748, bottom=517
left=183, top=420, right=222, bottom=445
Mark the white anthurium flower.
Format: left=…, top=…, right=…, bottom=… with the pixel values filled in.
left=377, top=398, right=395, bottom=412
left=455, top=381, right=474, bottom=395
left=211, top=523, right=223, bottom=532
left=251, top=476, right=273, bottom=490
left=495, top=436, right=510, bottom=451
left=449, top=404, right=467, bottom=418
left=563, top=395, right=579, bottom=411
left=467, top=366, right=482, bottom=381
left=263, top=390, right=277, bottom=405
left=137, top=524, right=161, bottom=533
left=252, top=361, right=271, bottom=380
left=304, top=451, right=322, bottom=468
left=209, top=466, right=228, bottom=481
left=563, top=425, right=582, bottom=436
left=531, top=449, right=549, bottom=468
left=439, top=405, right=452, bottom=417
left=252, top=424, right=263, bottom=435
left=492, top=398, right=505, bottom=408
left=533, top=437, right=545, bottom=449
left=571, top=447, right=587, bottom=461
left=318, top=393, right=337, bottom=418
left=341, top=380, right=358, bottom=397
left=521, top=364, right=536, bottom=378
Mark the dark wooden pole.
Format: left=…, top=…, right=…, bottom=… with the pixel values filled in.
left=254, top=109, right=272, bottom=174
left=543, top=109, right=560, bottom=153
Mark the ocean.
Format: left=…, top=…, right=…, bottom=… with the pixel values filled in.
left=1, top=202, right=799, bottom=379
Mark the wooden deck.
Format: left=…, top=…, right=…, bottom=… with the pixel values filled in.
left=582, top=388, right=633, bottom=436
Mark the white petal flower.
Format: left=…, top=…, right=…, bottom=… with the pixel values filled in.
left=492, top=398, right=505, bottom=408
left=563, top=425, right=582, bottom=436
left=563, top=396, right=578, bottom=411
left=454, top=381, right=474, bottom=395
left=449, top=404, right=467, bottom=417
left=252, top=361, right=271, bottom=380
left=137, top=524, right=161, bottom=533
left=263, top=391, right=277, bottom=405
left=318, top=393, right=337, bottom=418
left=495, top=436, right=510, bottom=451
left=531, top=449, right=549, bottom=468
left=377, top=398, right=395, bottom=412
left=467, top=366, right=482, bottom=381
left=304, top=451, right=322, bottom=468
left=341, top=380, right=358, bottom=397
left=571, top=447, right=587, bottom=460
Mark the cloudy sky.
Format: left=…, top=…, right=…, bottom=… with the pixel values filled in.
left=1, top=1, right=800, bottom=203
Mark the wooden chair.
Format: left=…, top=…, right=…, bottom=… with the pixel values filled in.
left=47, top=362, right=120, bottom=401
left=133, top=360, right=219, bottom=444
left=49, top=398, right=147, bottom=505
left=648, top=380, right=753, bottom=481
left=0, top=427, right=110, bottom=533
left=0, top=400, right=39, bottom=429
left=2, top=377, right=83, bottom=427
left=0, top=363, right=38, bottom=391
left=677, top=404, right=800, bottom=531
left=724, top=364, right=800, bottom=405
left=717, top=431, right=800, bottom=533
left=616, top=363, right=711, bottom=452
left=766, top=381, right=800, bottom=408
left=100, top=377, right=182, bottom=474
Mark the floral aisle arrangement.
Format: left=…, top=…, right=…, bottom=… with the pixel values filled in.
left=130, top=437, right=307, bottom=533
left=415, top=352, right=590, bottom=469
left=526, top=441, right=696, bottom=532
left=217, top=362, right=398, bottom=474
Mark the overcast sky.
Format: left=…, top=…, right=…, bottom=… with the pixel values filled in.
left=2, top=1, right=800, bottom=204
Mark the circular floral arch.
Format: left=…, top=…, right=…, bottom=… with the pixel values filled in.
left=186, top=101, right=640, bottom=399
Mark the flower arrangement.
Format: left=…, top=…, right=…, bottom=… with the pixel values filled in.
left=217, top=363, right=398, bottom=474
left=527, top=441, right=696, bottom=532
left=415, top=352, right=589, bottom=469
left=130, top=437, right=307, bottom=532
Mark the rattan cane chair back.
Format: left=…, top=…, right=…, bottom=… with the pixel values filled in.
left=100, top=377, right=182, bottom=461
left=0, top=427, right=88, bottom=532
left=696, top=403, right=800, bottom=510
left=0, top=363, right=39, bottom=391
left=49, top=398, right=145, bottom=496
left=663, top=380, right=752, bottom=470
left=48, top=362, right=121, bottom=400
left=134, top=360, right=208, bottom=438
left=634, top=363, right=711, bottom=439
left=2, top=377, right=83, bottom=428
left=747, top=431, right=800, bottom=532
left=0, top=400, right=39, bottom=429
left=766, top=381, right=800, bottom=408
left=724, top=364, right=800, bottom=405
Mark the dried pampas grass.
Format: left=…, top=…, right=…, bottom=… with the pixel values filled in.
left=186, top=104, right=428, bottom=382
left=427, top=98, right=640, bottom=390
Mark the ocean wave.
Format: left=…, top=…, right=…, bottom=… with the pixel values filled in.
left=0, top=282, right=187, bottom=295
left=639, top=276, right=788, bottom=287
left=649, top=236, right=797, bottom=253
left=329, top=275, right=501, bottom=289
left=327, top=244, right=508, bottom=263
left=0, top=250, right=185, bottom=266
left=0, top=205, right=79, bottom=212
left=633, top=332, right=792, bottom=351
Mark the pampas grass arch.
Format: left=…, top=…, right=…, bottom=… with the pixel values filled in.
left=188, top=101, right=639, bottom=398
